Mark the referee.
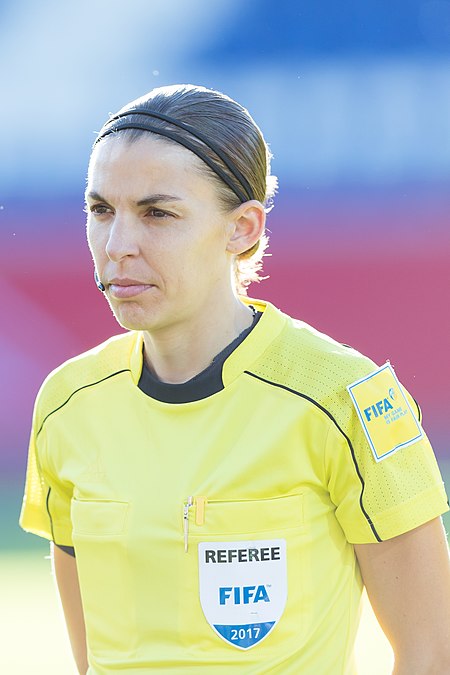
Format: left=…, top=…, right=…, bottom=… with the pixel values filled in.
left=20, top=84, right=450, bottom=674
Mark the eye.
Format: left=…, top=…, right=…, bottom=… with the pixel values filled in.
left=89, top=204, right=113, bottom=215
left=147, top=208, right=170, bottom=219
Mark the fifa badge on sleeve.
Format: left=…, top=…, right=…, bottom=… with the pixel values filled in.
left=347, top=362, right=423, bottom=462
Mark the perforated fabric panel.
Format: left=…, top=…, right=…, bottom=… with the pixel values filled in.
left=35, top=332, right=135, bottom=435
left=247, top=317, right=447, bottom=541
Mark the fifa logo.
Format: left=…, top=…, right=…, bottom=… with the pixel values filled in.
left=364, top=397, right=394, bottom=422
left=219, top=585, right=270, bottom=605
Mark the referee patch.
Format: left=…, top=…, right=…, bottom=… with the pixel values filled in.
left=347, top=363, right=423, bottom=462
left=198, top=539, right=287, bottom=649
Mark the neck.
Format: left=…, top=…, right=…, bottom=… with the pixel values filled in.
left=142, top=296, right=254, bottom=384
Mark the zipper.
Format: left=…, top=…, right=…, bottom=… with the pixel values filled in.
left=183, top=496, right=193, bottom=553
left=205, top=494, right=296, bottom=506
left=183, top=493, right=298, bottom=551
left=183, top=495, right=208, bottom=552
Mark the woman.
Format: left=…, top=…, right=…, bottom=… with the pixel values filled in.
left=20, top=84, right=450, bottom=674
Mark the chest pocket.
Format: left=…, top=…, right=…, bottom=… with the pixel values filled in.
left=179, top=493, right=307, bottom=655
left=71, top=499, right=129, bottom=536
left=70, top=499, right=135, bottom=658
left=188, top=493, right=303, bottom=537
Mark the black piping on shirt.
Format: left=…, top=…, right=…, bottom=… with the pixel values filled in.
left=45, top=487, right=55, bottom=542
left=243, top=370, right=383, bottom=543
left=38, top=368, right=131, bottom=551
left=36, top=369, right=131, bottom=438
left=413, top=397, right=422, bottom=424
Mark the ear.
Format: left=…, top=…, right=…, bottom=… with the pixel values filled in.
left=226, top=201, right=266, bottom=255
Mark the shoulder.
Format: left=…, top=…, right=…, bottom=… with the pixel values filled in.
left=250, top=310, right=378, bottom=414
left=33, top=332, right=139, bottom=431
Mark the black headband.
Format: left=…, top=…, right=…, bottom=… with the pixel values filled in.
left=95, top=108, right=254, bottom=204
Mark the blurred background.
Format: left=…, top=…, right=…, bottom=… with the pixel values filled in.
left=1, top=1, right=449, bottom=672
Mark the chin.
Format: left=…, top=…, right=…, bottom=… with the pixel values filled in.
left=107, top=300, right=152, bottom=331
left=110, top=303, right=168, bottom=333
left=112, top=313, right=155, bottom=332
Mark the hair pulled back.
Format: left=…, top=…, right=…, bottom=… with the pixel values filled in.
left=95, top=84, right=278, bottom=293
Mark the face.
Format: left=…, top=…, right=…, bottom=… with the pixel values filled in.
left=86, top=135, right=238, bottom=334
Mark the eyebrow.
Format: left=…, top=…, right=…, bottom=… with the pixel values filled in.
left=85, top=190, right=183, bottom=206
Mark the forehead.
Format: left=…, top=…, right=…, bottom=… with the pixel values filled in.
left=87, top=134, right=207, bottom=198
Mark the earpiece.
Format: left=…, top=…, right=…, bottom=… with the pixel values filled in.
left=94, top=270, right=105, bottom=292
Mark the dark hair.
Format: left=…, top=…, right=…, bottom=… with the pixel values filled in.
left=94, top=84, right=278, bottom=292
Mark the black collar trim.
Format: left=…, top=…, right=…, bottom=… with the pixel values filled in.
left=138, top=312, right=262, bottom=403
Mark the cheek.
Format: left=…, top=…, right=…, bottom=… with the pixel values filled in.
left=86, top=220, right=106, bottom=262
left=180, top=234, right=230, bottom=287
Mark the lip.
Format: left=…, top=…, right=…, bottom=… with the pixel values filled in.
left=109, top=277, right=150, bottom=285
left=108, top=278, right=155, bottom=299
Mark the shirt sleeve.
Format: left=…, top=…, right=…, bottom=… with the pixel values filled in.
left=325, top=367, right=449, bottom=544
left=19, top=401, right=74, bottom=547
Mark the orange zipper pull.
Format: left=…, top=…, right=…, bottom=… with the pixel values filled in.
left=195, top=496, right=208, bottom=526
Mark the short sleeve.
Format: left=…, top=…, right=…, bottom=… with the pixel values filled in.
left=325, top=370, right=449, bottom=544
left=19, top=402, right=74, bottom=547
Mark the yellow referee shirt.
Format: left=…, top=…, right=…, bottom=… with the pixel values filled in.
left=20, top=300, right=448, bottom=674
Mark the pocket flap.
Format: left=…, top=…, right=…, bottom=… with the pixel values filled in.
left=191, top=493, right=303, bottom=536
left=71, top=499, right=129, bottom=536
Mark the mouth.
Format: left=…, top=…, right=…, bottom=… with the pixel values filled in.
left=108, top=278, right=155, bottom=299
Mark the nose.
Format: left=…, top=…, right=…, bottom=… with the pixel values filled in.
left=105, top=212, right=140, bottom=262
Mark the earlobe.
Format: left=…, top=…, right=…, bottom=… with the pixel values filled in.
left=226, top=201, right=266, bottom=255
